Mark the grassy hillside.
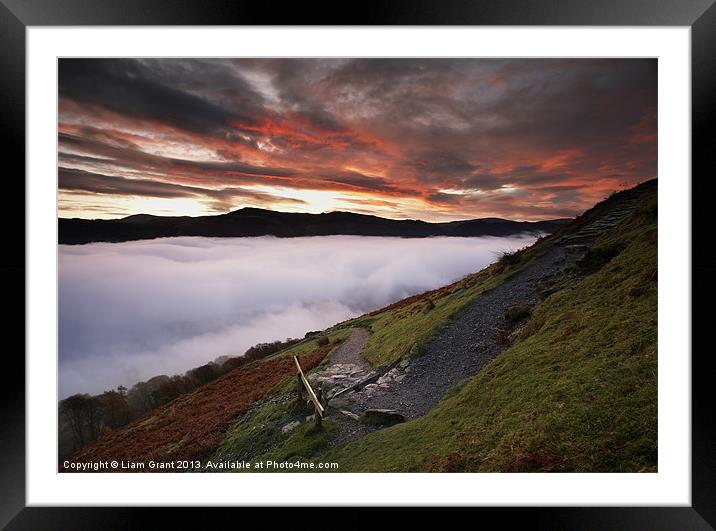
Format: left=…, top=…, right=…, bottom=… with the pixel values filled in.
left=322, top=191, right=657, bottom=472
left=65, top=181, right=657, bottom=473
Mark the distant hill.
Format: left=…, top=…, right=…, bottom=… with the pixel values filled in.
left=58, top=207, right=571, bottom=244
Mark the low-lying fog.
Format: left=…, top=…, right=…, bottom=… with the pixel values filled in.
left=59, top=234, right=539, bottom=398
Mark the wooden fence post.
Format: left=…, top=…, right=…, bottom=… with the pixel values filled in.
left=293, top=355, right=325, bottom=424
left=315, top=387, right=324, bottom=428
left=296, top=372, right=305, bottom=401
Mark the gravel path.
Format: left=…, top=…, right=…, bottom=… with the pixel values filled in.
left=309, top=327, right=384, bottom=446
left=311, top=183, right=650, bottom=448
left=342, top=185, right=648, bottom=421
left=351, top=244, right=572, bottom=418
left=308, top=327, right=375, bottom=401
left=327, top=327, right=371, bottom=369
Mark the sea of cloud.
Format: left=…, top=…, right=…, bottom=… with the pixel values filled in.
left=58, top=234, right=538, bottom=397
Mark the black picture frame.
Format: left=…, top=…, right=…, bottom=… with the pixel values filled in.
left=1, top=0, right=713, bottom=528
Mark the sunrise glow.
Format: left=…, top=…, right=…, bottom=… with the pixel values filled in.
left=58, top=58, right=657, bottom=222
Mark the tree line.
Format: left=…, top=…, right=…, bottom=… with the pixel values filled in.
left=58, top=336, right=302, bottom=461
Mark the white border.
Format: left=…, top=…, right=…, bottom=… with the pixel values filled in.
left=27, top=27, right=691, bottom=506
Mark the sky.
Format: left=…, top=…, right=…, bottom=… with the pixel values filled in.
left=58, top=58, right=657, bottom=222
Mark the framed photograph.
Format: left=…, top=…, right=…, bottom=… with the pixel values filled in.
left=2, top=0, right=713, bottom=527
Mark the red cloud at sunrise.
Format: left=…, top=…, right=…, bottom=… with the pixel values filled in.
left=58, top=58, right=657, bottom=222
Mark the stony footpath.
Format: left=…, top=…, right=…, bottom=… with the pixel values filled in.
left=302, top=182, right=654, bottom=441
left=332, top=244, right=572, bottom=420
left=554, top=191, right=647, bottom=246
left=307, top=327, right=373, bottom=401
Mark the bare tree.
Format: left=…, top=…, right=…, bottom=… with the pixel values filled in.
left=59, top=394, right=102, bottom=448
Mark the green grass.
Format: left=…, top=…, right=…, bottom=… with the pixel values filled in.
left=320, top=198, right=657, bottom=472
left=257, top=421, right=338, bottom=466
left=211, top=397, right=338, bottom=470
left=211, top=400, right=293, bottom=464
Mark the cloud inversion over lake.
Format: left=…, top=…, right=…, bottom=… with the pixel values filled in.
left=58, top=234, right=538, bottom=397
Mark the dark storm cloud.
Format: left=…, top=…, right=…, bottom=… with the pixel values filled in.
left=59, top=168, right=307, bottom=210
left=58, top=58, right=657, bottom=220
left=327, top=58, right=655, bottom=147
left=264, top=59, right=351, bottom=133
left=322, top=171, right=402, bottom=194
left=413, top=151, right=482, bottom=181
left=59, top=168, right=204, bottom=198
left=426, top=192, right=463, bottom=206
left=59, top=59, right=266, bottom=136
